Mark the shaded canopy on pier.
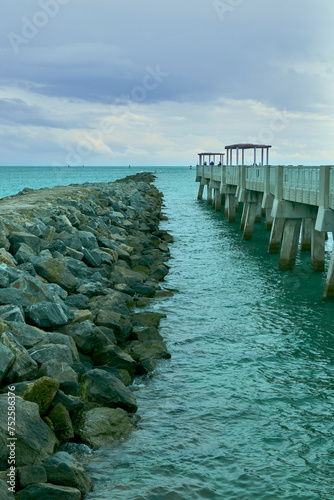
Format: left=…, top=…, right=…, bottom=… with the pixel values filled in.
left=225, top=143, right=271, bottom=166
left=198, top=152, right=225, bottom=166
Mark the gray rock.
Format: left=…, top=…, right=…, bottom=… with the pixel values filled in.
left=12, top=274, right=60, bottom=304
left=109, top=265, right=146, bottom=287
left=0, top=247, right=16, bottom=266
left=26, top=302, right=74, bottom=328
left=39, top=360, right=78, bottom=384
left=0, top=304, right=25, bottom=323
left=15, top=483, right=81, bottom=499
left=94, top=310, right=132, bottom=343
left=15, top=242, right=36, bottom=264
left=28, top=344, right=73, bottom=366
left=77, top=407, right=135, bottom=449
left=0, top=395, right=56, bottom=469
left=45, top=283, right=68, bottom=300
left=131, top=311, right=162, bottom=329
left=0, top=342, right=15, bottom=383
left=0, top=263, right=22, bottom=288
left=43, top=451, right=93, bottom=494
left=150, top=263, right=169, bottom=281
left=131, top=282, right=156, bottom=297
left=82, top=368, right=138, bottom=413
left=46, top=333, right=79, bottom=361
left=9, top=231, right=41, bottom=254
left=0, top=331, right=38, bottom=383
left=78, top=231, right=98, bottom=250
left=0, top=232, right=10, bottom=252
left=63, top=258, right=88, bottom=279
left=7, top=321, right=48, bottom=349
left=127, top=340, right=171, bottom=361
left=97, top=366, right=132, bottom=386
left=76, top=280, right=104, bottom=297
left=52, top=390, right=84, bottom=413
left=132, top=326, right=164, bottom=342
left=64, top=293, right=89, bottom=310
left=18, top=465, right=47, bottom=488
left=65, top=320, right=110, bottom=355
left=0, top=477, right=15, bottom=498
left=34, top=258, right=78, bottom=292
left=54, top=231, right=82, bottom=252
left=82, top=248, right=102, bottom=267
left=92, top=345, right=136, bottom=376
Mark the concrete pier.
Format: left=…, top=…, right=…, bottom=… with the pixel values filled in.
left=195, top=149, right=334, bottom=297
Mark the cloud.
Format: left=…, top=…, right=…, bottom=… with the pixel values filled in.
left=0, top=0, right=333, bottom=165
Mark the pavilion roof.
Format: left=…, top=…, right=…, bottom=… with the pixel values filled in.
left=198, top=152, right=225, bottom=155
left=225, top=143, right=271, bottom=150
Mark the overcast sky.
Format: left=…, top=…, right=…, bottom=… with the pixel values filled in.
left=1, top=0, right=333, bottom=166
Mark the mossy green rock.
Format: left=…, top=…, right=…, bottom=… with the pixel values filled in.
left=78, top=407, right=135, bottom=448
left=34, top=258, right=78, bottom=292
left=48, top=403, right=74, bottom=443
left=21, top=376, right=60, bottom=415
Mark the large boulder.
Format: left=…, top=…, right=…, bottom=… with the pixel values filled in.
left=81, top=369, right=137, bottom=413
left=0, top=396, right=56, bottom=469
left=127, top=340, right=171, bottom=361
left=0, top=331, right=38, bottom=383
left=92, top=345, right=136, bottom=376
left=34, top=258, right=78, bottom=292
left=131, top=311, right=162, bottom=329
left=8, top=231, right=41, bottom=254
left=39, top=360, right=78, bottom=385
left=46, top=333, right=79, bottom=362
left=28, top=344, right=73, bottom=366
left=94, top=310, right=132, bottom=343
left=65, top=320, right=110, bottom=355
left=0, top=248, right=16, bottom=266
left=15, top=483, right=81, bottom=499
left=77, top=407, right=135, bottom=449
left=0, top=342, right=15, bottom=384
left=43, top=451, right=93, bottom=495
left=0, top=304, right=25, bottom=323
left=7, top=321, right=48, bottom=349
left=48, top=403, right=74, bottom=443
left=26, top=302, right=74, bottom=328
left=0, top=478, right=15, bottom=498
left=18, top=465, right=47, bottom=489
left=21, top=377, right=60, bottom=415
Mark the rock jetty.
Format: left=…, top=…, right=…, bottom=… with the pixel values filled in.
left=0, top=172, right=173, bottom=498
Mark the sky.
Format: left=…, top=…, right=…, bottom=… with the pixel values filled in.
left=0, top=0, right=334, bottom=166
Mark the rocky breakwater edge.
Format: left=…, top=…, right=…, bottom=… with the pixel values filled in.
left=0, top=172, right=173, bottom=499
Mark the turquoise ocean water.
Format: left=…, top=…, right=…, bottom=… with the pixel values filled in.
left=1, top=166, right=334, bottom=499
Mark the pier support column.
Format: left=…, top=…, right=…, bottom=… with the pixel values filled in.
left=278, top=219, right=302, bottom=269
left=243, top=203, right=258, bottom=240
left=226, top=194, right=236, bottom=222
left=301, top=219, right=312, bottom=251
left=240, top=203, right=248, bottom=230
left=265, top=209, right=273, bottom=230
left=197, top=183, right=205, bottom=200
left=214, top=190, right=222, bottom=211
left=311, top=222, right=325, bottom=271
left=207, top=185, right=212, bottom=205
left=324, top=248, right=334, bottom=297
left=255, top=204, right=262, bottom=223
left=268, top=218, right=285, bottom=253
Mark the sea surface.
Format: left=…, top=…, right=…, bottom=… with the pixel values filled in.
left=2, top=166, right=334, bottom=499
